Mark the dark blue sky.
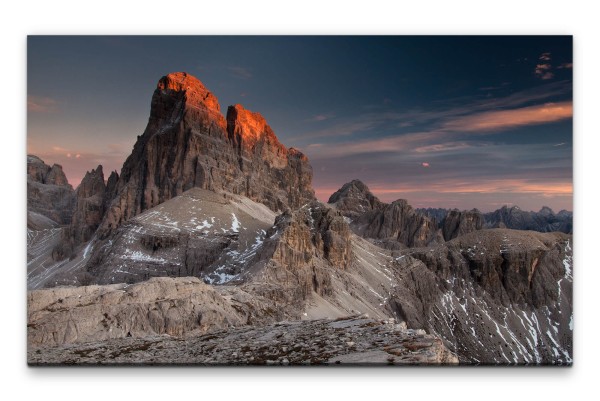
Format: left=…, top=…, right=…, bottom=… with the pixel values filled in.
left=27, top=36, right=573, bottom=211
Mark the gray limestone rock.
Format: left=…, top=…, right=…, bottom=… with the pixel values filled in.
left=27, top=155, right=75, bottom=226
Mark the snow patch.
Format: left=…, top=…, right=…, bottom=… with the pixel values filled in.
left=231, top=213, right=241, bottom=232
left=195, top=219, right=214, bottom=230
left=121, top=250, right=169, bottom=264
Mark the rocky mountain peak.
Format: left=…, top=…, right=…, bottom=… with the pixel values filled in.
left=27, top=155, right=75, bottom=226
left=157, top=72, right=221, bottom=113
left=94, top=72, right=314, bottom=237
left=46, top=164, right=70, bottom=186
left=329, top=180, right=439, bottom=249
left=539, top=206, right=555, bottom=216
left=226, top=104, right=280, bottom=149
left=328, top=179, right=383, bottom=217
left=329, top=179, right=373, bottom=201
left=78, top=165, right=105, bottom=195
left=52, top=165, right=110, bottom=260
left=27, top=155, right=72, bottom=188
left=145, top=72, right=226, bottom=137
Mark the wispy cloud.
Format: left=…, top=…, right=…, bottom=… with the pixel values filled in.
left=535, top=52, right=555, bottom=80
left=535, top=63, right=550, bottom=72
left=28, top=95, right=59, bottom=113
left=304, top=100, right=572, bottom=160
left=227, top=66, right=252, bottom=79
left=557, top=62, right=573, bottom=70
left=478, top=82, right=510, bottom=91
left=535, top=63, right=553, bottom=79
left=297, top=118, right=387, bottom=140
left=441, top=101, right=572, bottom=132
left=414, top=141, right=475, bottom=153
left=309, top=114, right=335, bottom=122
left=294, top=81, right=572, bottom=143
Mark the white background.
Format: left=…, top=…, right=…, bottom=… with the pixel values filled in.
left=2, top=1, right=598, bottom=399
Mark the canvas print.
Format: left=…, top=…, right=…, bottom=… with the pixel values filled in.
left=26, top=36, right=573, bottom=365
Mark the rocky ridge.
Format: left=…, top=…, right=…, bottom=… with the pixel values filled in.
left=28, top=315, right=458, bottom=365
left=27, top=155, right=75, bottom=227
left=53, top=166, right=119, bottom=260
left=442, top=209, right=484, bottom=241
left=388, top=229, right=573, bottom=364
left=329, top=179, right=440, bottom=249
left=418, top=205, right=573, bottom=235
left=27, top=277, right=282, bottom=348
left=484, top=205, right=573, bottom=234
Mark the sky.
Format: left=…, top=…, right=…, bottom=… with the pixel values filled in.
left=27, top=36, right=573, bottom=212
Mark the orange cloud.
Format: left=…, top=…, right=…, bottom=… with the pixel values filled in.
left=415, top=179, right=572, bottom=195
left=535, top=63, right=551, bottom=72
left=374, top=180, right=571, bottom=198
left=442, top=101, right=572, bottom=132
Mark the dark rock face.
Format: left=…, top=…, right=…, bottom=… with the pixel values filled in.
left=416, top=207, right=448, bottom=228
left=226, top=103, right=315, bottom=213
left=441, top=209, right=484, bottom=241
left=390, top=229, right=572, bottom=364
left=104, top=170, right=119, bottom=211
left=358, top=200, right=439, bottom=248
left=272, top=203, right=352, bottom=270
left=329, top=180, right=438, bottom=249
left=70, top=166, right=107, bottom=243
left=27, top=155, right=75, bottom=226
left=328, top=179, right=383, bottom=218
left=484, top=206, right=572, bottom=234
left=98, top=72, right=314, bottom=238
left=255, top=202, right=353, bottom=302
left=52, top=166, right=116, bottom=260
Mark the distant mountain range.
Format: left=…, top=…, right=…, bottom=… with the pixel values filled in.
left=418, top=205, right=572, bottom=234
